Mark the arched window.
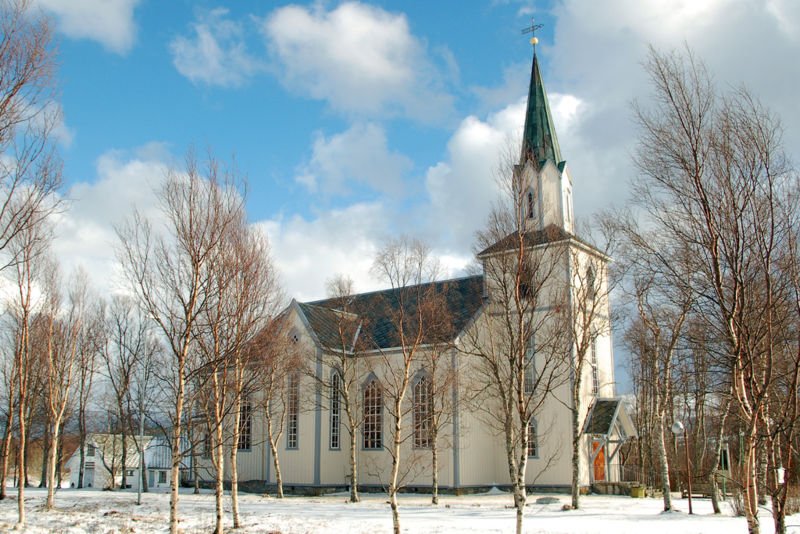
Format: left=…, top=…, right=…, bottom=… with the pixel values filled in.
left=527, top=190, right=535, bottom=219
left=586, top=266, right=596, bottom=302
left=527, top=419, right=538, bottom=458
left=524, top=336, right=535, bottom=395
left=413, top=376, right=432, bottom=449
left=330, top=372, right=341, bottom=450
left=363, top=379, right=382, bottom=450
left=286, top=373, right=299, bottom=449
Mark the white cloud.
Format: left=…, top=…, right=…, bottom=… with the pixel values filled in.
left=261, top=2, right=454, bottom=122
left=170, top=8, right=261, bottom=87
left=422, top=92, right=584, bottom=252
left=542, top=0, right=800, bottom=222
left=53, top=143, right=170, bottom=295
left=297, top=123, right=412, bottom=197
left=36, top=0, right=141, bottom=54
left=258, top=203, right=389, bottom=302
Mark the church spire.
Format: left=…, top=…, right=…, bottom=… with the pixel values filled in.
left=521, top=49, right=562, bottom=166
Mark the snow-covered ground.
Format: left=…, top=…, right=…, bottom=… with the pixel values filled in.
left=0, top=487, right=797, bottom=533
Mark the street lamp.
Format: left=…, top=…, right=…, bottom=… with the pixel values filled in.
left=671, top=421, right=693, bottom=515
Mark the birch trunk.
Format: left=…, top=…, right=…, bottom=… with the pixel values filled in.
left=656, top=410, right=672, bottom=511
left=431, top=425, right=439, bottom=505
left=571, top=385, right=581, bottom=508
left=348, top=417, right=359, bottom=503
left=229, top=371, right=242, bottom=528
left=45, top=420, right=61, bottom=509
left=169, top=368, right=185, bottom=534
left=0, top=393, right=14, bottom=499
left=389, top=394, right=404, bottom=534
left=265, top=413, right=284, bottom=498
left=213, top=423, right=225, bottom=534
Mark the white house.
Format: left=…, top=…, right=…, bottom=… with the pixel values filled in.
left=66, top=433, right=173, bottom=491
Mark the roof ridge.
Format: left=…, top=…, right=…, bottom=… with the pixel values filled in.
left=303, top=274, right=484, bottom=306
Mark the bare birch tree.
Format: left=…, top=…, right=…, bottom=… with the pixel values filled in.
left=0, top=0, right=61, bottom=271
left=42, top=266, right=87, bottom=509
left=74, top=300, right=102, bottom=489
left=315, top=275, right=365, bottom=503
left=631, top=46, right=799, bottom=534
left=369, top=236, right=445, bottom=534
left=116, top=152, right=244, bottom=534
left=7, top=214, right=51, bottom=525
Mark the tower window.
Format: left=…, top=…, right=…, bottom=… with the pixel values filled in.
left=527, top=191, right=535, bottom=219
left=587, top=266, right=596, bottom=302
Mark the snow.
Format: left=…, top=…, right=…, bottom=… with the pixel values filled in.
left=0, top=487, right=796, bottom=533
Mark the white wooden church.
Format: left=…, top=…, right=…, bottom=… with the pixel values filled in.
left=196, top=46, right=634, bottom=494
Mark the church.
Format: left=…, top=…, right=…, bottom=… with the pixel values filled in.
left=196, top=44, right=634, bottom=494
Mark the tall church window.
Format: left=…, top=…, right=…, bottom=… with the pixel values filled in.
left=524, top=336, right=535, bottom=395
left=363, top=379, right=382, bottom=450
left=413, top=376, right=432, bottom=449
left=330, top=372, right=341, bottom=450
left=202, top=433, right=211, bottom=459
left=238, top=398, right=252, bottom=450
left=527, top=419, right=538, bottom=457
left=287, top=373, right=299, bottom=449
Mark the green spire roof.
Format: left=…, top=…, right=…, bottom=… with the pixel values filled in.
left=521, top=51, right=562, bottom=166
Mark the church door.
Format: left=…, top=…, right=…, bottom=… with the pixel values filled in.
left=592, top=441, right=606, bottom=481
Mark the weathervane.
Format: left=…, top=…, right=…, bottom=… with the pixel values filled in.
left=521, top=18, right=544, bottom=51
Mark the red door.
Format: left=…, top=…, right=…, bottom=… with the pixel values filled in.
left=593, top=441, right=606, bottom=481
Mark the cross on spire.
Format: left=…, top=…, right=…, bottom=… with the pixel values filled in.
left=521, top=18, right=544, bottom=50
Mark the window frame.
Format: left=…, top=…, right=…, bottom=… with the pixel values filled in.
left=362, top=378, right=383, bottom=450
left=527, top=419, right=539, bottom=458
left=524, top=335, right=536, bottom=395
left=238, top=398, right=253, bottom=451
left=413, top=375, right=433, bottom=449
left=286, top=373, right=300, bottom=450
left=330, top=371, right=341, bottom=450
left=590, top=337, right=599, bottom=397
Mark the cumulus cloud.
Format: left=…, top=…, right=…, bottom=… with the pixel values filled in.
left=36, top=0, right=141, bottom=54
left=258, top=203, right=389, bottom=302
left=296, top=123, right=412, bottom=197
left=547, top=0, right=800, bottom=220
left=261, top=2, right=454, bottom=122
left=53, top=143, right=170, bottom=295
left=170, top=8, right=262, bottom=87
left=422, top=92, right=584, bottom=253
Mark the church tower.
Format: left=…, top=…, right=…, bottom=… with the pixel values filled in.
left=515, top=46, right=574, bottom=234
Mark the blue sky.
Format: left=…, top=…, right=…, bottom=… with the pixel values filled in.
left=41, top=0, right=800, bottom=393
left=57, top=1, right=555, bottom=222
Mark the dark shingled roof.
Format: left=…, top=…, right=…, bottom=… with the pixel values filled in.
left=301, top=275, right=485, bottom=351
left=297, top=302, right=360, bottom=352
left=477, top=224, right=573, bottom=258
left=583, top=399, right=621, bottom=435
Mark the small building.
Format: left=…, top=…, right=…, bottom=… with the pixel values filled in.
left=66, top=433, right=174, bottom=491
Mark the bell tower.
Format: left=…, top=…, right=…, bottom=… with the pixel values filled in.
left=515, top=30, right=574, bottom=234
